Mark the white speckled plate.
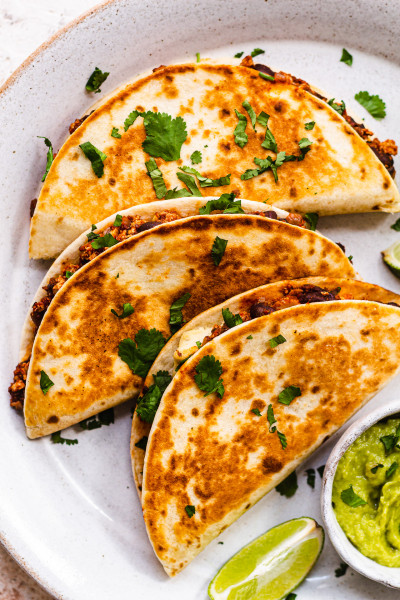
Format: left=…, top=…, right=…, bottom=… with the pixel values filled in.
left=1, top=0, right=400, bottom=598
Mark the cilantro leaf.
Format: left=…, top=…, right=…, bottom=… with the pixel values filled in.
left=305, top=121, right=315, bottom=130
left=370, top=463, right=383, bottom=474
left=391, top=218, right=400, bottom=231
left=135, top=436, right=148, bottom=450
left=251, top=48, right=265, bottom=57
left=146, top=158, right=167, bottom=199
left=185, top=505, right=195, bottom=518
left=169, top=292, right=191, bottom=334
left=340, top=48, right=353, bottom=66
left=190, top=150, right=202, bottom=164
left=242, top=100, right=257, bottom=130
left=341, top=485, right=367, bottom=507
left=113, top=214, right=122, bottom=227
left=267, top=404, right=277, bottom=431
left=306, top=468, right=316, bottom=489
left=247, top=335, right=253, bottom=339
left=276, top=471, right=298, bottom=498
left=327, top=98, right=346, bottom=116
left=278, top=385, right=301, bottom=405
left=194, top=355, right=224, bottom=397
left=252, top=408, right=262, bottom=416
left=179, top=166, right=231, bottom=188
left=111, top=127, right=121, bottom=138
left=85, top=67, right=109, bottom=93
left=37, top=136, right=54, bottom=182
left=286, top=595, right=297, bottom=600
left=269, top=335, right=286, bottom=348
left=355, top=91, right=386, bottom=119
left=136, top=370, right=172, bottom=422
left=234, top=51, right=244, bottom=58
left=199, top=193, right=244, bottom=215
left=211, top=236, right=228, bottom=266
left=304, top=212, right=319, bottom=231
left=118, top=329, right=166, bottom=378
left=111, top=303, right=135, bottom=319
left=386, top=461, right=398, bottom=479
left=80, top=141, right=107, bottom=177
left=297, top=137, right=313, bottom=161
left=176, top=172, right=202, bottom=196
left=234, top=110, right=248, bottom=148
left=222, top=308, right=243, bottom=328
left=65, top=271, right=73, bottom=279
left=40, top=370, right=54, bottom=395
left=257, top=111, right=270, bottom=128
left=80, top=408, right=114, bottom=430
left=261, top=126, right=278, bottom=153
left=277, top=430, right=287, bottom=449
left=335, top=563, right=348, bottom=577
left=380, top=433, right=399, bottom=455
left=142, top=111, right=187, bottom=161
left=164, top=187, right=192, bottom=199
left=51, top=432, right=78, bottom=446
left=259, top=72, right=275, bottom=82
left=91, top=233, right=118, bottom=249
left=124, top=109, right=142, bottom=131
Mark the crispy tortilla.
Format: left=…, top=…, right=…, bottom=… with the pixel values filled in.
left=29, top=61, right=400, bottom=258
left=23, top=214, right=354, bottom=438
left=141, top=299, right=400, bottom=576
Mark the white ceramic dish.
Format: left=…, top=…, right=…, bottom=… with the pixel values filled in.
left=321, top=401, right=400, bottom=589
left=2, top=0, right=400, bottom=599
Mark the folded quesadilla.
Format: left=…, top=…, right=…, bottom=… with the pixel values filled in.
left=21, top=211, right=355, bottom=439
left=141, top=291, right=400, bottom=576
left=29, top=59, right=399, bottom=259
left=132, top=277, right=400, bottom=495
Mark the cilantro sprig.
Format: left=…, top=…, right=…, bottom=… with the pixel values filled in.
left=242, top=100, right=257, bottom=130
left=37, top=136, right=54, bottom=182
left=278, top=385, right=301, bottom=405
left=234, top=110, right=248, bottom=148
left=136, top=370, right=172, bottom=422
left=179, top=166, right=231, bottom=188
left=118, top=329, right=167, bottom=378
left=211, top=236, right=228, bottom=266
left=80, top=141, right=107, bottom=177
left=190, top=150, right=202, bottom=164
left=177, top=172, right=202, bottom=196
left=79, top=408, right=114, bottom=430
left=355, top=91, right=386, bottom=119
left=276, top=471, right=298, bottom=498
left=199, top=193, right=244, bottom=215
left=142, top=111, right=188, bottom=160
left=340, top=48, right=353, bottom=66
left=327, top=98, right=346, bottom=116
left=169, top=293, right=191, bottom=334
left=85, top=67, right=109, bottom=93
left=251, top=48, right=265, bottom=58
left=146, top=158, right=167, bottom=199
left=51, top=432, right=78, bottom=446
left=111, top=303, right=135, bottom=319
left=304, top=213, right=319, bottom=231
left=341, top=485, right=367, bottom=507
left=194, top=355, right=224, bottom=397
left=40, top=370, right=54, bottom=395
left=222, top=308, right=243, bottom=328
left=185, top=505, right=196, bottom=518
left=91, top=233, right=118, bottom=250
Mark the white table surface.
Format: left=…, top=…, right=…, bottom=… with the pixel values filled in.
left=0, top=1, right=99, bottom=596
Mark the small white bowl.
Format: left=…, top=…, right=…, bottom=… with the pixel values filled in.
left=321, top=400, right=400, bottom=588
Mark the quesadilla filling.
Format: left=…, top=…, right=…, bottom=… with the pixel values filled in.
left=8, top=208, right=308, bottom=410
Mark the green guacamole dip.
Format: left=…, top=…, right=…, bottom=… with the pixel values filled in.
left=332, top=417, right=400, bottom=567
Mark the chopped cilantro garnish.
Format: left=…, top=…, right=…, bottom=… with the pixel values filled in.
left=196, top=52, right=200, bottom=63
left=286, top=594, right=297, bottom=600
left=85, top=67, right=109, bottom=93
left=278, top=385, right=301, bottom=405
left=79, top=141, right=107, bottom=177
left=261, top=125, right=278, bottom=153
left=317, top=465, right=325, bottom=478
left=40, top=370, right=54, bottom=395
left=391, top=218, right=400, bottom=231
left=251, top=48, right=265, bottom=57
left=196, top=341, right=202, bottom=348
left=234, top=109, right=248, bottom=148
left=87, top=224, right=99, bottom=241
left=269, top=335, right=286, bottom=348
left=297, top=137, right=313, bottom=161
left=91, top=233, right=118, bottom=249
left=146, top=158, right=167, bottom=199
left=177, top=172, right=202, bottom=196
left=241, top=152, right=289, bottom=183
left=222, top=307, right=243, bottom=328
left=185, top=505, right=196, bottom=518
left=327, top=98, right=346, bottom=116
left=194, top=355, right=224, bottom=397
left=118, top=329, right=166, bottom=379
left=211, top=236, right=228, bottom=266
left=124, top=109, right=141, bottom=131
left=199, top=193, right=244, bottom=215
left=169, top=292, right=191, bottom=334
left=135, top=436, right=148, bottom=450
left=370, top=463, right=383, bottom=474
left=305, top=121, right=315, bottom=130
left=247, top=335, right=253, bottom=340
left=251, top=408, right=262, bottom=416
left=267, top=404, right=277, bottom=431
left=341, top=485, right=367, bottom=507
left=386, top=461, right=398, bottom=479
left=136, top=370, right=172, bottom=422
left=380, top=431, right=400, bottom=455
left=348, top=255, right=353, bottom=262
left=190, top=150, right=202, bottom=164
left=164, top=187, right=191, bottom=199
left=276, top=471, right=298, bottom=498
left=142, top=111, right=188, bottom=160
left=80, top=408, right=114, bottom=430
left=277, top=430, right=287, bottom=449
left=65, top=271, right=73, bottom=279
left=179, top=166, right=231, bottom=188
left=306, top=468, right=316, bottom=489
left=115, top=273, right=119, bottom=279
left=340, top=48, right=353, bottom=66
left=113, top=214, right=122, bottom=227
left=335, top=562, right=348, bottom=577
left=257, top=111, right=270, bottom=128
left=304, top=212, right=319, bottom=231
left=259, top=72, right=275, bottom=82
left=111, top=303, right=135, bottom=319
left=234, top=51, right=244, bottom=58
left=37, top=136, right=54, bottom=182
left=111, top=127, right=121, bottom=139
left=242, top=100, right=257, bottom=130
left=51, top=432, right=78, bottom=445
left=355, top=91, right=386, bottom=119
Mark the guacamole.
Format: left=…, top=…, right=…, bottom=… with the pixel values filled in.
left=332, top=417, right=400, bottom=567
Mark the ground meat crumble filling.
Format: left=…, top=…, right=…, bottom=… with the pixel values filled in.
left=8, top=209, right=309, bottom=410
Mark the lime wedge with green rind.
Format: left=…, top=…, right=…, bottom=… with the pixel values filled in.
left=383, top=241, right=400, bottom=279
left=208, top=517, right=324, bottom=600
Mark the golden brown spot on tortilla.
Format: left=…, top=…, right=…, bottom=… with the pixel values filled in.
left=192, top=408, right=199, bottom=416
left=219, top=141, right=231, bottom=152
left=274, top=102, right=286, bottom=113
left=290, top=186, right=297, bottom=198
left=312, top=385, right=320, bottom=393
left=372, top=205, right=380, bottom=210
left=262, top=456, right=283, bottom=474
left=220, top=108, right=231, bottom=118
left=361, top=329, right=370, bottom=336
left=383, top=181, right=390, bottom=189
left=230, top=342, right=242, bottom=356
left=245, top=503, right=251, bottom=509
left=47, top=415, right=59, bottom=424
left=108, top=177, right=116, bottom=186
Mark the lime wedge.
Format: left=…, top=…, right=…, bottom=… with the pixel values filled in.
left=208, top=517, right=324, bottom=600
left=383, top=241, right=400, bottom=279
